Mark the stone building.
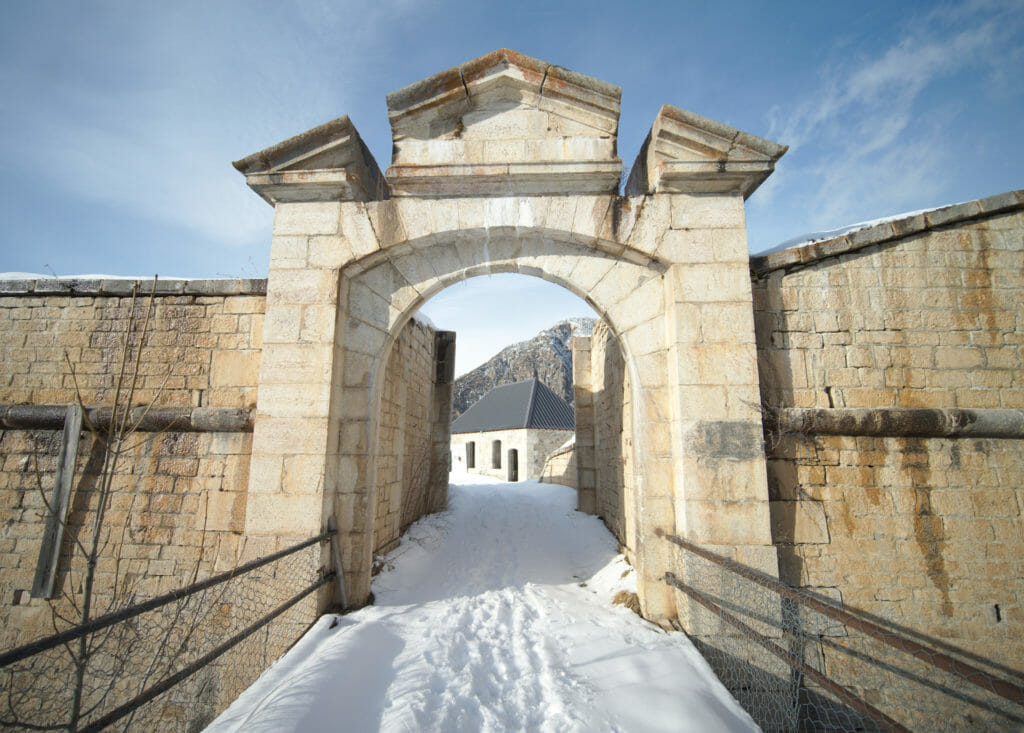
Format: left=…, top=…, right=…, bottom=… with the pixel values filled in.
left=451, top=377, right=574, bottom=482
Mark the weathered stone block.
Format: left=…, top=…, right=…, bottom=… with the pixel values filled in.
left=245, top=492, right=322, bottom=535
left=211, top=351, right=260, bottom=388
left=205, top=490, right=247, bottom=532
left=273, top=203, right=340, bottom=236
left=670, top=193, right=745, bottom=229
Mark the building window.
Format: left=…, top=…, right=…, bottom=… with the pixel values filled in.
left=508, top=449, right=518, bottom=482
left=466, top=441, right=475, bottom=468
left=492, top=440, right=502, bottom=468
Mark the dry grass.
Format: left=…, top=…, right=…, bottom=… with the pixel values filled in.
left=612, top=590, right=641, bottom=616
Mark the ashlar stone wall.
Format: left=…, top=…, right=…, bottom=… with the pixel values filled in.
left=751, top=193, right=1024, bottom=715
left=0, top=280, right=267, bottom=726
left=0, top=278, right=452, bottom=727
left=374, top=317, right=452, bottom=554
left=0, top=282, right=265, bottom=409
left=538, top=442, right=576, bottom=488
left=0, top=280, right=267, bottom=640
left=0, top=278, right=452, bottom=608
left=574, top=321, right=637, bottom=560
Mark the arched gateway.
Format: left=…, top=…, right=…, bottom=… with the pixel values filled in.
left=234, top=49, right=787, bottom=622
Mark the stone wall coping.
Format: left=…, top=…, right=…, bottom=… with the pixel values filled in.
left=0, top=277, right=267, bottom=298
left=751, top=189, right=1024, bottom=278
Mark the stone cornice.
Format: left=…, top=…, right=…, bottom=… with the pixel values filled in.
left=385, top=161, right=622, bottom=197
left=232, top=116, right=386, bottom=204
left=750, top=190, right=1024, bottom=277
left=626, top=104, right=787, bottom=197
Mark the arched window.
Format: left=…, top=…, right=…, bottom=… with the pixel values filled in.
left=466, top=441, right=475, bottom=468
left=492, top=440, right=502, bottom=468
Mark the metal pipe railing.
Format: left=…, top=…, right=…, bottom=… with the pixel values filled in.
left=663, top=570, right=910, bottom=733
left=0, top=530, right=333, bottom=669
left=659, top=531, right=1024, bottom=706
left=79, top=571, right=333, bottom=733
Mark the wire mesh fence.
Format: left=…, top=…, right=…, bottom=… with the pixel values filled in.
left=661, top=534, right=1024, bottom=733
left=1, top=534, right=330, bottom=732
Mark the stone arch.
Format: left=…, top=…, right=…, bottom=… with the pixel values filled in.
left=333, top=224, right=671, bottom=610
left=236, top=48, right=786, bottom=626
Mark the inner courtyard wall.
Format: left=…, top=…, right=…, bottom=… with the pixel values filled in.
left=374, top=317, right=453, bottom=555
left=751, top=197, right=1024, bottom=720
left=576, top=320, right=636, bottom=559
left=538, top=442, right=576, bottom=488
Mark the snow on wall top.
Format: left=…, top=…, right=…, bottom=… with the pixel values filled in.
left=0, top=275, right=267, bottom=297
left=750, top=189, right=1024, bottom=277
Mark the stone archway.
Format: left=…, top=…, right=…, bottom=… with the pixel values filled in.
left=234, top=49, right=786, bottom=624
left=338, top=224, right=669, bottom=611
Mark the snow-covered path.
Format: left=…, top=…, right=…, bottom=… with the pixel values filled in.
left=206, top=476, right=758, bottom=732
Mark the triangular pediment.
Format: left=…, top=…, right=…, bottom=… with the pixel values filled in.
left=385, top=49, right=623, bottom=196
left=626, top=105, right=787, bottom=198
left=233, top=116, right=386, bottom=204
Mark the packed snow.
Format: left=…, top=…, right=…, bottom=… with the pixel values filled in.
left=206, top=470, right=758, bottom=732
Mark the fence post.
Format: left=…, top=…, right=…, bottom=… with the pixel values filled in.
left=327, top=517, right=347, bottom=610
left=32, top=403, right=82, bottom=598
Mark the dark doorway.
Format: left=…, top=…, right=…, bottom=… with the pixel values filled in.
left=507, top=449, right=518, bottom=482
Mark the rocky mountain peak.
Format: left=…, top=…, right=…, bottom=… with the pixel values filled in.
left=452, top=317, right=596, bottom=418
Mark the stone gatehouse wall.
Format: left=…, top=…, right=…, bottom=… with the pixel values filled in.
left=751, top=193, right=1024, bottom=714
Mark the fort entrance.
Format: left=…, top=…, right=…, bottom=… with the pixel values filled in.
left=234, top=49, right=787, bottom=619
left=2, top=47, right=1022, bottom=731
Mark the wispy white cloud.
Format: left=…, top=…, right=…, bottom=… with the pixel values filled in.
left=0, top=0, right=430, bottom=251
left=752, top=0, right=1024, bottom=238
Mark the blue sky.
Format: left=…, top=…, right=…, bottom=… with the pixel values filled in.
left=2, top=0, right=1022, bottom=374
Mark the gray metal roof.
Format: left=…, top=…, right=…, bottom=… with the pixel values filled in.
left=451, top=378, right=574, bottom=433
